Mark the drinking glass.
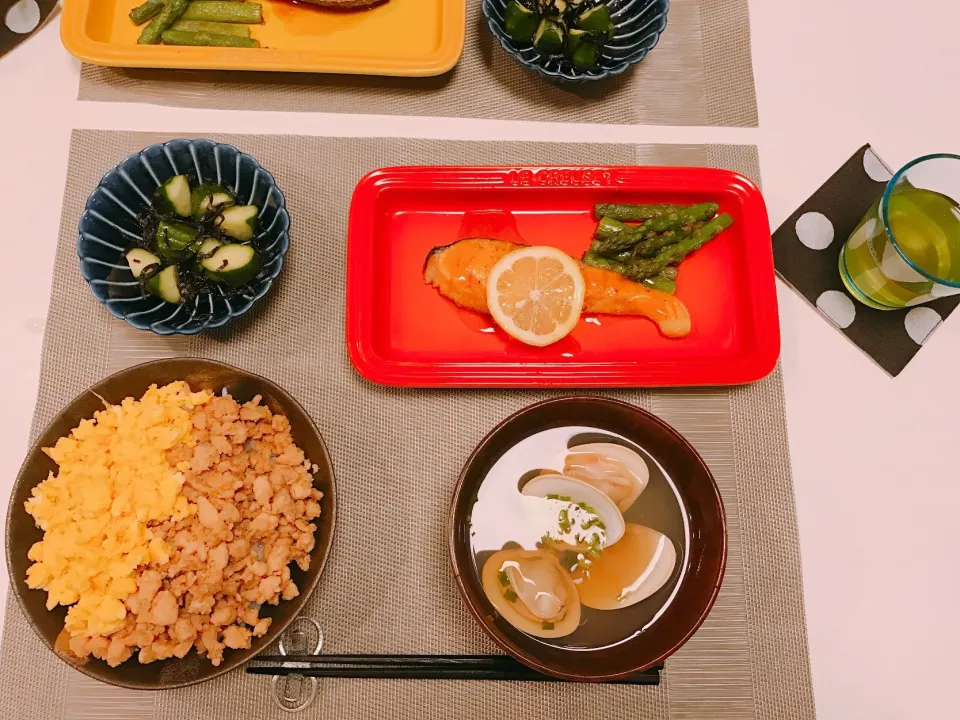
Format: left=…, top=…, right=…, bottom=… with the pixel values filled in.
left=839, top=154, right=960, bottom=309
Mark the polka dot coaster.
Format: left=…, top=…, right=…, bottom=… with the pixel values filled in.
left=772, top=144, right=960, bottom=376
left=0, top=0, right=57, bottom=60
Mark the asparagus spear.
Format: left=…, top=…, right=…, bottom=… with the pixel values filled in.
left=622, top=214, right=735, bottom=279
left=594, top=203, right=684, bottom=222
left=631, top=221, right=706, bottom=258
left=170, top=20, right=252, bottom=37
left=583, top=251, right=633, bottom=276
left=642, top=274, right=677, bottom=295
left=129, top=0, right=166, bottom=25
left=593, top=202, right=720, bottom=250
left=660, top=266, right=679, bottom=281
left=161, top=29, right=260, bottom=46
left=583, top=252, right=678, bottom=293
left=139, top=0, right=188, bottom=44
left=592, top=218, right=658, bottom=254
left=181, top=2, right=263, bottom=23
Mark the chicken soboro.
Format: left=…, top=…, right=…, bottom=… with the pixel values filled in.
left=63, top=392, right=323, bottom=667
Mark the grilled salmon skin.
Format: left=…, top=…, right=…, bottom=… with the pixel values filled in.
left=423, top=238, right=692, bottom=338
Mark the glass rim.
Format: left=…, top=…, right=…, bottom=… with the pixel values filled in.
left=881, top=152, right=960, bottom=288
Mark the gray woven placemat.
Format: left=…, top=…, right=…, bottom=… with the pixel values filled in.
left=77, top=0, right=758, bottom=127
left=0, top=132, right=811, bottom=720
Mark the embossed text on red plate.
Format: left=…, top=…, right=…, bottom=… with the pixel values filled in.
left=504, top=168, right=617, bottom=187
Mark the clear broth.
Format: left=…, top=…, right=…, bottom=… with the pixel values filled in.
left=468, top=426, right=689, bottom=650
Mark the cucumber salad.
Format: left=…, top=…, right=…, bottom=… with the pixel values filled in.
left=125, top=174, right=263, bottom=305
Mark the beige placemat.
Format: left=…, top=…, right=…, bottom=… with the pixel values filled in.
left=0, top=133, right=812, bottom=720
left=77, top=0, right=758, bottom=127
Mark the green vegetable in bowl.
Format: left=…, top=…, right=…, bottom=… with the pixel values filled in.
left=575, top=3, right=614, bottom=36
left=153, top=174, right=192, bottom=217
left=155, top=220, right=201, bottom=261
left=191, top=183, right=235, bottom=218
left=571, top=44, right=597, bottom=70
left=201, top=243, right=262, bottom=287
left=216, top=205, right=259, bottom=242
left=144, top=265, right=182, bottom=304
left=533, top=18, right=564, bottom=55
left=129, top=176, right=264, bottom=304
left=501, top=0, right=615, bottom=70
left=125, top=248, right=161, bottom=278
left=504, top=0, right=538, bottom=43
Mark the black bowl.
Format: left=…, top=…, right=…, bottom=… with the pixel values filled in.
left=449, top=396, right=726, bottom=681
left=5, top=358, right=337, bottom=689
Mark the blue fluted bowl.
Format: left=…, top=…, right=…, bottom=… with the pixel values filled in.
left=78, top=139, right=290, bottom=335
left=483, top=0, right=669, bottom=82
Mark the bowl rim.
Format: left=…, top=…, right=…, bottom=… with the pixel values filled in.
left=481, top=0, right=671, bottom=82
left=5, top=357, right=338, bottom=690
left=447, top=395, right=727, bottom=682
left=76, top=138, right=291, bottom=336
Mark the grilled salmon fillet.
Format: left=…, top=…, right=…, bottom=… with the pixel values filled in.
left=423, top=238, right=692, bottom=338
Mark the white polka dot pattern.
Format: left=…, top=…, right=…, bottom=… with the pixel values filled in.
left=904, top=307, right=942, bottom=345
left=816, top=290, right=856, bottom=328
left=5, top=0, right=40, bottom=34
left=862, top=149, right=892, bottom=183
left=795, top=212, right=834, bottom=250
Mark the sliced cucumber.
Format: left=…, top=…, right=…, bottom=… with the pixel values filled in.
left=153, top=174, right=192, bottom=217
left=571, top=38, right=599, bottom=70
left=567, top=27, right=588, bottom=53
left=504, top=0, right=538, bottom=43
left=576, top=4, right=614, bottom=36
left=533, top=18, right=564, bottom=55
left=196, top=237, right=222, bottom=256
left=125, top=248, right=161, bottom=278
left=215, top=205, right=258, bottom=242
left=155, top=220, right=201, bottom=261
left=144, top=264, right=181, bottom=304
left=193, top=237, right=222, bottom=273
left=201, top=243, right=261, bottom=287
left=191, top=183, right=235, bottom=218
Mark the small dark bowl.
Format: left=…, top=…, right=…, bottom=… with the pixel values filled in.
left=78, top=139, right=290, bottom=335
left=6, top=358, right=337, bottom=690
left=483, top=0, right=669, bottom=83
left=449, top=396, right=726, bottom=681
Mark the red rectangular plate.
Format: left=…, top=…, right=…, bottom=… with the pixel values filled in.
left=346, top=166, right=779, bottom=387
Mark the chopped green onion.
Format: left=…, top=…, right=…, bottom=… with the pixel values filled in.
left=541, top=621, right=555, bottom=630
left=497, top=570, right=509, bottom=587
left=504, top=589, right=518, bottom=603
left=558, top=508, right=572, bottom=533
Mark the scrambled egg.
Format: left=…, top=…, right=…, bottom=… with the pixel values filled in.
left=24, top=382, right=212, bottom=638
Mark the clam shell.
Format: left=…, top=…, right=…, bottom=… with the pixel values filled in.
left=564, top=442, right=649, bottom=512
left=481, top=549, right=581, bottom=639
left=521, top=473, right=625, bottom=546
left=574, top=524, right=678, bottom=610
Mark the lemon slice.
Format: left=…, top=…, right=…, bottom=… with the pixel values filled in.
left=486, top=246, right=585, bottom=347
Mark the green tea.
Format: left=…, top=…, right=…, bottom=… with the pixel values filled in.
left=839, top=186, right=960, bottom=309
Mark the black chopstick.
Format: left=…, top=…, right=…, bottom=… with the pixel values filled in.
left=248, top=654, right=662, bottom=685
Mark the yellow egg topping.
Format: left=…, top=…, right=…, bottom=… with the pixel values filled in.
left=24, top=382, right=211, bottom=638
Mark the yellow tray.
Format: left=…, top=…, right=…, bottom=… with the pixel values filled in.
left=62, top=0, right=466, bottom=76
